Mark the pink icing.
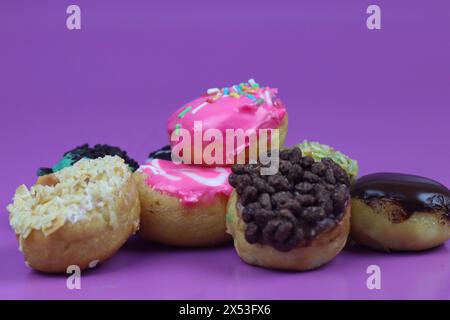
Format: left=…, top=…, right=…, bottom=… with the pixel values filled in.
left=167, top=83, right=286, bottom=164
left=139, top=159, right=232, bottom=205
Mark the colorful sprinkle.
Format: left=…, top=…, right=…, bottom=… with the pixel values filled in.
left=175, top=123, right=181, bottom=135
left=256, top=98, right=265, bottom=105
left=264, top=90, right=273, bottom=106
left=245, top=93, right=257, bottom=102
left=223, top=87, right=229, bottom=96
left=230, top=92, right=240, bottom=98
left=248, top=78, right=256, bottom=86
left=207, top=88, right=220, bottom=95
left=232, top=85, right=242, bottom=94
left=178, top=105, right=192, bottom=118
left=192, top=101, right=209, bottom=114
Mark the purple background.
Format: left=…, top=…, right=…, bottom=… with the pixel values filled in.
left=1, top=0, right=450, bottom=299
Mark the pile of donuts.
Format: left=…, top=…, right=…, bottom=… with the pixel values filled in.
left=7, top=80, right=450, bottom=272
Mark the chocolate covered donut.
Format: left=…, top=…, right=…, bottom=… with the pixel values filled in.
left=226, top=144, right=357, bottom=271
left=351, top=173, right=450, bottom=251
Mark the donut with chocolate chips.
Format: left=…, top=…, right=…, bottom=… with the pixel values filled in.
left=226, top=146, right=353, bottom=271
left=351, top=173, right=450, bottom=251
left=37, top=144, right=139, bottom=177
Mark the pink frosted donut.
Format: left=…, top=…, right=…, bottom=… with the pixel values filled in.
left=167, top=80, right=288, bottom=166
left=134, top=157, right=233, bottom=246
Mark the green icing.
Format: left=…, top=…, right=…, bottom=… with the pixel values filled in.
left=297, top=140, right=359, bottom=182
left=52, top=154, right=75, bottom=172
left=226, top=210, right=234, bottom=223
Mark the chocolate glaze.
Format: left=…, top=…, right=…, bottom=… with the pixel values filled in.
left=148, top=145, right=172, bottom=161
left=351, top=172, right=450, bottom=220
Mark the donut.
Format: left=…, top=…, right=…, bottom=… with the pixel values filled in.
left=226, top=144, right=357, bottom=271
left=351, top=173, right=450, bottom=251
left=297, top=140, right=359, bottom=182
left=6, top=156, right=140, bottom=273
left=37, top=143, right=139, bottom=177
left=167, top=79, right=288, bottom=166
left=135, top=146, right=233, bottom=246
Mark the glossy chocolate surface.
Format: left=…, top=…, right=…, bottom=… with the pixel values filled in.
left=351, top=172, right=450, bottom=219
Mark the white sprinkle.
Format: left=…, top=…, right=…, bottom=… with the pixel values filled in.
left=264, top=90, right=272, bottom=106
left=248, top=78, right=256, bottom=86
left=192, top=101, right=209, bottom=114
left=207, top=88, right=220, bottom=95
left=89, top=260, right=99, bottom=268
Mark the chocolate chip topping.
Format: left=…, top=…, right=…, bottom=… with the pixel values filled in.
left=148, top=145, right=172, bottom=161
left=37, top=144, right=139, bottom=175
left=66, top=144, right=138, bottom=170
left=229, top=147, right=350, bottom=252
